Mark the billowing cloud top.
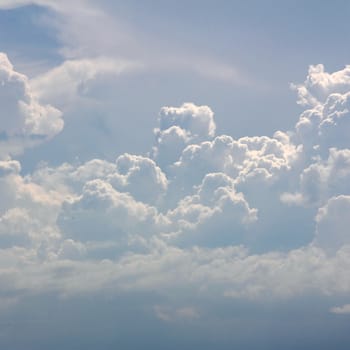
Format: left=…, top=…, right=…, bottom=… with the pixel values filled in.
left=1, top=53, right=350, bottom=347
left=0, top=53, right=64, bottom=157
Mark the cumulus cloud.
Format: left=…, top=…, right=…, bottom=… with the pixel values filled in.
left=292, top=64, right=350, bottom=107
left=314, top=195, right=350, bottom=254
left=298, top=148, right=350, bottom=205
left=283, top=148, right=350, bottom=209
left=0, top=157, right=62, bottom=255
left=295, top=92, right=350, bottom=155
left=289, top=65, right=350, bottom=164
left=32, top=154, right=168, bottom=205
left=113, top=154, right=168, bottom=205
left=1, top=59, right=350, bottom=327
left=280, top=64, right=350, bottom=210
left=152, top=103, right=216, bottom=168
left=57, top=179, right=166, bottom=245
left=2, top=0, right=350, bottom=343
left=164, top=130, right=301, bottom=222
left=166, top=172, right=257, bottom=247
left=0, top=53, right=63, bottom=157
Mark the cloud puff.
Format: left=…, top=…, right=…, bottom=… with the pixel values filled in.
left=166, top=172, right=257, bottom=247
left=166, top=131, right=300, bottom=214
left=314, top=195, right=350, bottom=254
left=292, top=64, right=350, bottom=107
left=1, top=60, right=350, bottom=324
left=57, top=179, right=166, bottom=245
left=158, top=103, right=216, bottom=140
left=0, top=53, right=63, bottom=157
left=298, top=148, right=350, bottom=205
left=0, top=166, right=61, bottom=259
left=32, top=154, right=168, bottom=205
left=330, top=304, right=350, bottom=315
left=112, top=154, right=168, bottom=205
left=0, top=208, right=32, bottom=248
left=295, top=92, right=350, bottom=155
left=281, top=65, right=350, bottom=211
left=0, top=158, right=21, bottom=176
left=154, top=305, right=199, bottom=322
left=152, top=103, right=216, bottom=168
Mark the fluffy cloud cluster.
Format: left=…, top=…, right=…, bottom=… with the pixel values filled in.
left=293, top=64, right=350, bottom=107
left=0, top=53, right=63, bottom=157
left=166, top=172, right=257, bottom=247
left=152, top=103, right=216, bottom=168
left=296, top=148, right=350, bottom=205
left=1, top=56, right=350, bottom=311
left=315, top=195, right=350, bottom=254
left=293, top=65, right=350, bottom=156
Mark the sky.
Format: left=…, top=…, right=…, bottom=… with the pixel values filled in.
left=1, top=1, right=350, bottom=349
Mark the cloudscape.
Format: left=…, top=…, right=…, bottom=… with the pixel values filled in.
left=1, top=1, right=350, bottom=349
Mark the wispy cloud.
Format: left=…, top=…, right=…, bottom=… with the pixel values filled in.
left=330, top=304, right=350, bottom=315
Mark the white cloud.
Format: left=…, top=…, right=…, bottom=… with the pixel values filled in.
left=31, top=57, right=143, bottom=108
left=0, top=53, right=63, bottom=157
left=57, top=179, right=166, bottom=244
left=154, top=305, right=199, bottom=322
left=152, top=103, right=216, bottom=168
left=0, top=0, right=39, bottom=8
left=0, top=58, right=350, bottom=331
left=0, top=208, right=32, bottom=248
left=295, top=92, right=350, bottom=155
left=0, top=158, right=63, bottom=254
left=165, top=131, right=300, bottom=213
left=2, top=2, right=350, bottom=344
left=0, top=158, right=21, bottom=176
left=314, top=195, right=350, bottom=254
left=283, top=147, right=350, bottom=207
left=113, top=154, right=168, bottom=205
left=330, top=304, right=350, bottom=314
left=158, top=103, right=216, bottom=141
left=166, top=172, right=257, bottom=247
left=292, top=64, right=350, bottom=107
left=4, top=241, right=350, bottom=302
left=32, top=154, right=168, bottom=206
left=57, top=238, right=87, bottom=260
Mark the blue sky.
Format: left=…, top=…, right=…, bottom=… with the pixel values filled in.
left=1, top=1, right=350, bottom=349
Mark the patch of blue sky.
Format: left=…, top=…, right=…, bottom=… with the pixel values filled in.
left=0, top=4, right=62, bottom=76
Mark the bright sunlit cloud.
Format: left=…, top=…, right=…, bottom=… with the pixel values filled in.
left=1, top=1, right=350, bottom=349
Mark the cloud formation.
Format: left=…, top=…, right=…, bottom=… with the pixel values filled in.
left=330, top=303, right=350, bottom=315
left=31, top=57, right=143, bottom=108
left=1, top=54, right=350, bottom=331
left=0, top=53, right=63, bottom=157
left=152, top=103, right=216, bottom=168
left=315, top=195, right=350, bottom=254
